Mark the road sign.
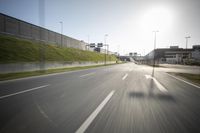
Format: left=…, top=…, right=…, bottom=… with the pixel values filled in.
left=94, top=47, right=101, bottom=52
left=97, top=43, right=103, bottom=47
left=90, top=43, right=96, bottom=48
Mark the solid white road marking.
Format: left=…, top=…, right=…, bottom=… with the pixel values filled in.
left=0, top=84, right=50, bottom=99
left=75, top=90, right=115, bottom=133
left=145, top=75, right=168, bottom=92
left=122, top=74, right=128, bottom=80
left=80, top=72, right=95, bottom=78
left=166, top=73, right=200, bottom=89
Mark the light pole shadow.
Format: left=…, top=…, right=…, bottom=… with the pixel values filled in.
left=128, top=91, right=176, bottom=103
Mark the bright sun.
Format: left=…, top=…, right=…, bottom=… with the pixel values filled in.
left=140, top=6, right=173, bottom=32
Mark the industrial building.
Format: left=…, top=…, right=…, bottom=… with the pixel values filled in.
left=145, top=45, right=200, bottom=65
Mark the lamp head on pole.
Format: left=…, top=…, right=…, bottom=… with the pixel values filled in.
left=153, top=30, right=159, bottom=33
left=185, top=36, right=191, bottom=39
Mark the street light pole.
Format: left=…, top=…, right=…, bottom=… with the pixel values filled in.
left=185, top=36, right=191, bottom=63
left=87, top=35, right=90, bottom=50
left=185, top=36, right=191, bottom=49
left=153, top=31, right=159, bottom=50
left=153, top=30, right=159, bottom=66
left=104, top=34, right=108, bottom=65
left=59, top=21, right=63, bottom=47
left=152, top=30, right=159, bottom=77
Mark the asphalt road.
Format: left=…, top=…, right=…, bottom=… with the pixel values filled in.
left=0, top=63, right=200, bottom=133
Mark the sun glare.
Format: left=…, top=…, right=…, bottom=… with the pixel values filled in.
left=140, top=6, right=173, bottom=32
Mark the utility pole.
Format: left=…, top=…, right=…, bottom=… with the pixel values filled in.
left=185, top=36, right=191, bottom=49
left=59, top=21, right=63, bottom=47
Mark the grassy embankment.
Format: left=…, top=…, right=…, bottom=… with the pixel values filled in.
left=0, top=35, right=119, bottom=80
left=168, top=72, right=200, bottom=85
left=0, top=35, right=117, bottom=63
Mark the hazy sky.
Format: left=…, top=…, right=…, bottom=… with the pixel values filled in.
left=0, top=0, right=200, bottom=55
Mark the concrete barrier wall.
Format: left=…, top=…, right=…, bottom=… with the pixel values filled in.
left=0, top=13, right=87, bottom=50
left=20, top=21, right=32, bottom=38
left=0, top=14, right=4, bottom=32
left=0, top=61, right=116, bottom=74
left=5, top=16, right=19, bottom=35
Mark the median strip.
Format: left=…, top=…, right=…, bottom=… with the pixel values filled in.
left=166, top=73, right=200, bottom=89
left=0, top=84, right=50, bottom=99
left=75, top=90, right=115, bottom=133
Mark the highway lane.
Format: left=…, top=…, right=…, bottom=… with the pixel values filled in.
left=0, top=65, right=123, bottom=97
left=0, top=63, right=127, bottom=133
left=0, top=63, right=200, bottom=133
left=87, top=64, right=200, bottom=133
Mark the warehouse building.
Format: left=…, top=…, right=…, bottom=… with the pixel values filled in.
left=145, top=45, right=200, bottom=65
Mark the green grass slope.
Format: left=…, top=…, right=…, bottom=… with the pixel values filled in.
left=0, top=35, right=117, bottom=64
